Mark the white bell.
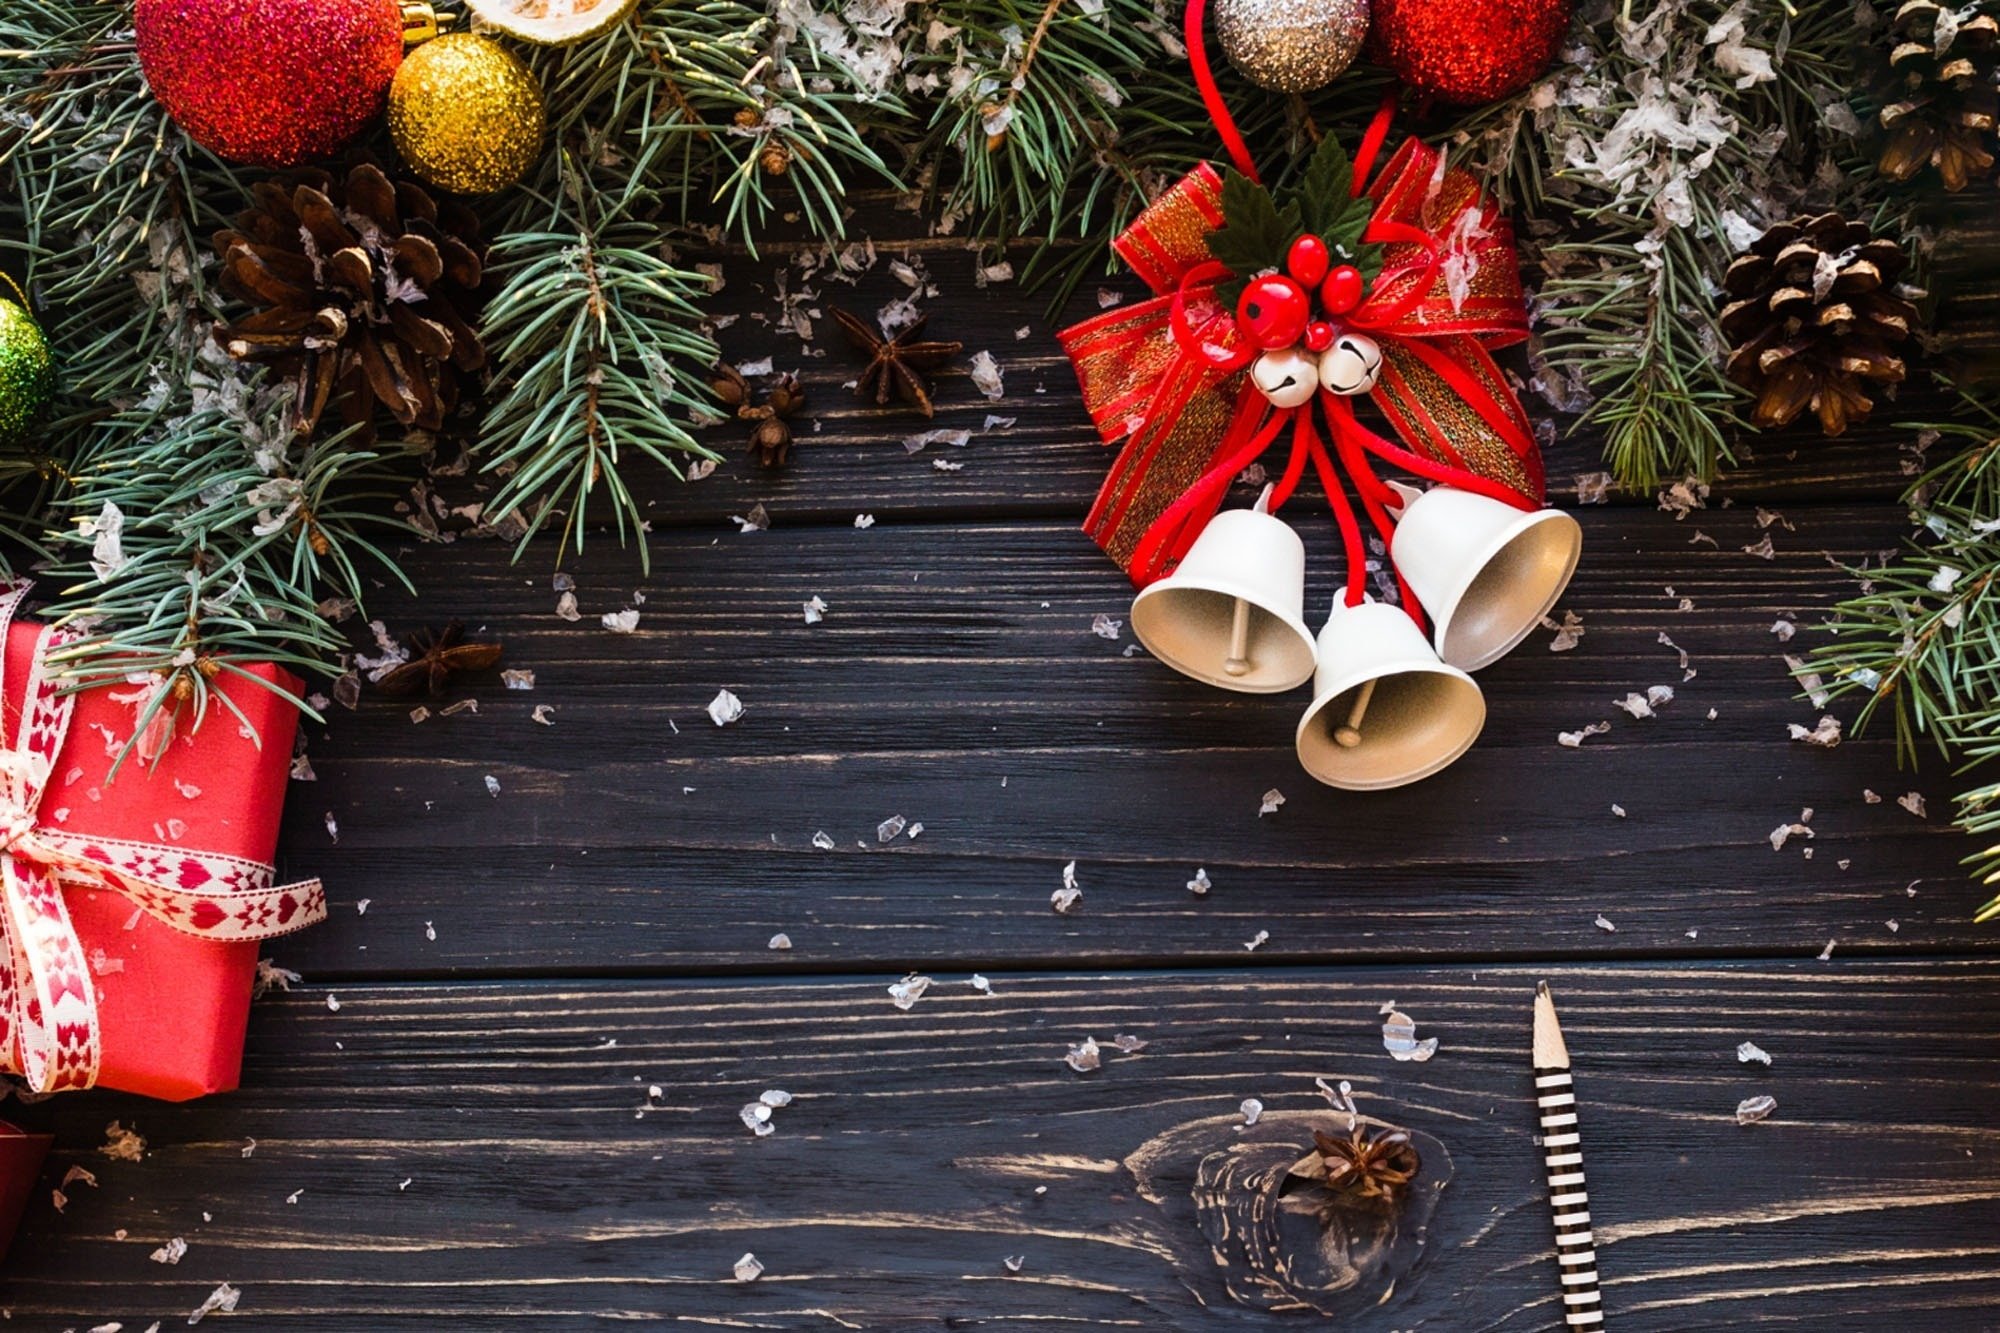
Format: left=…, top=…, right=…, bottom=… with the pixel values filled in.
left=1386, top=481, right=1583, bottom=672
left=1294, top=598, right=1485, bottom=790
left=1317, top=332, right=1382, bottom=396
left=1131, top=495, right=1317, bottom=694
left=1251, top=348, right=1320, bottom=409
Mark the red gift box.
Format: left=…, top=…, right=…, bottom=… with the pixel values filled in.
left=0, top=1120, right=49, bottom=1260
left=0, top=594, right=325, bottom=1101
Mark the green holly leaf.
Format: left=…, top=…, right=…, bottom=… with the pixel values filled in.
left=1298, top=135, right=1355, bottom=237
left=1205, top=169, right=1302, bottom=302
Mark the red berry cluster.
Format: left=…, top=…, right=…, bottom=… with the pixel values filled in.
left=1234, top=235, right=1365, bottom=354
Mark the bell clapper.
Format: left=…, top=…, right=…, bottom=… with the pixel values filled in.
left=1333, top=677, right=1377, bottom=748
left=1223, top=597, right=1253, bottom=677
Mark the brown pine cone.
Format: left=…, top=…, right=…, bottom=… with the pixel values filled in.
left=1718, top=213, right=1922, bottom=437
left=212, top=161, right=488, bottom=442
left=1876, top=0, right=2000, bottom=191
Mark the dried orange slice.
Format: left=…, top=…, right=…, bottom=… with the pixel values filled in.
left=465, top=0, right=639, bottom=45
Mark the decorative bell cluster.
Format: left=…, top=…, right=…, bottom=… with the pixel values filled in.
left=1238, top=237, right=1384, bottom=410
left=1131, top=479, right=1581, bottom=790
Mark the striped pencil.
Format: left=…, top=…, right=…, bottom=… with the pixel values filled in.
left=1533, top=981, right=1604, bottom=1328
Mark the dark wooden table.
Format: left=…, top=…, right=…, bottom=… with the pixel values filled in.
left=4, top=209, right=1997, bottom=1331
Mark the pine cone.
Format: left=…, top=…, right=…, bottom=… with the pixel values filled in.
left=1719, top=213, right=1921, bottom=437
left=1876, top=0, right=2000, bottom=190
left=212, top=162, right=487, bottom=442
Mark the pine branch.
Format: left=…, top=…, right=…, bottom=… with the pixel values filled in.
left=476, top=153, right=719, bottom=571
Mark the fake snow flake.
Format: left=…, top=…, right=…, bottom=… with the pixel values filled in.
left=854, top=514, right=875, bottom=529
left=1381, top=1008, right=1438, bottom=1062
left=1734, top=1095, right=1777, bottom=1126
left=1112, top=1033, right=1148, bottom=1053
left=1737, top=1041, right=1771, bottom=1066
left=1899, top=791, right=1928, bottom=818
left=1187, top=867, right=1211, bottom=897
left=253, top=960, right=300, bottom=997
left=99, top=1121, right=146, bottom=1162
left=501, top=669, right=536, bottom=690
left=484, top=775, right=502, bottom=798
left=969, top=350, right=1004, bottom=399
left=1786, top=655, right=1830, bottom=708
left=555, top=590, right=582, bottom=622
left=768, top=933, right=792, bottom=950
left=811, top=830, right=835, bottom=851
left=1052, top=861, right=1082, bottom=913
left=323, top=812, right=339, bottom=843
left=1614, top=686, right=1674, bottom=718
left=1930, top=564, right=1963, bottom=594
left=1610, top=804, right=1627, bottom=818
left=1558, top=722, right=1611, bottom=748
left=1887, top=919, right=1900, bottom=933
left=740, top=1103, right=775, bottom=1137
left=531, top=705, right=556, bottom=726
left=877, top=814, right=907, bottom=842
left=1259, top=789, right=1285, bottom=816
left=732, top=504, right=771, bottom=534
left=152, top=1236, right=187, bottom=1265
left=888, top=973, right=932, bottom=1010
left=1243, top=929, right=1269, bottom=952
left=803, top=595, right=828, bottom=625
left=1769, top=819, right=1814, bottom=851
left=707, top=689, right=745, bottom=726
left=1240, top=1098, right=1263, bottom=1127
left=1788, top=715, right=1842, bottom=747
left=326, top=994, right=342, bottom=1012
left=734, top=1253, right=765, bottom=1282
left=1064, top=1036, right=1102, bottom=1073
left=189, top=1283, right=241, bottom=1324
left=1091, top=613, right=1123, bottom=640
left=1542, top=610, right=1585, bottom=651
left=1574, top=472, right=1612, bottom=504
left=602, top=607, right=642, bottom=633
left=1817, top=938, right=1837, bottom=962
left=290, top=753, right=316, bottom=782
left=1594, top=914, right=1617, bottom=933
left=1770, top=618, right=1796, bottom=642
left=1742, top=535, right=1776, bottom=560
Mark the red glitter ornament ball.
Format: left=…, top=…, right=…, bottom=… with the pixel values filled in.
left=1369, top=0, right=1570, bottom=106
left=135, top=0, right=405, bottom=167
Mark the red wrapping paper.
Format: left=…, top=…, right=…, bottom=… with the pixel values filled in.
left=0, top=1120, right=48, bottom=1260
left=5, top=623, right=302, bottom=1100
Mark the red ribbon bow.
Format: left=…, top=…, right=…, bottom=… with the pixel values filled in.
left=1058, top=114, right=1545, bottom=604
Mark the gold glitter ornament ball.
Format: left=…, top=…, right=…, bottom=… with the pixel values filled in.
left=388, top=33, right=545, bottom=195
left=1213, top=0, right=1369, bottom=93
left=0, top=296, right=54, bottom=452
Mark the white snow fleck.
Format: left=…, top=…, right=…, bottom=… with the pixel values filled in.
left=1064, top=1036, right=1102, bottom=1073
left=1240, top=1098, right=1263, bottom=1127
left=1381, top=1008, right=1438, bottom=1062
left=1258, top=789, right=1285, bottom=816
left=1737, top=1041, right=1771, bottom=1065
left=707, top=689, right=745, bottom=726
left=734, top=1253, right=765, bottom=1282
left=888, top=973, right=932, bottom=1010
left=1735, top=1094, right=1777, bottom=1125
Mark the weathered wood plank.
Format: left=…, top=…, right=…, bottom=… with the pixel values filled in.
left=272, top=502, right=1970, bottom=977
left=6, top=963, right=1998, bottom=1329
left=564, top=229, right=1950, bottom=532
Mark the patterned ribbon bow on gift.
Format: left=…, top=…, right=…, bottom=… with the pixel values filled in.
left=0, top=582, right=326, bottom=1093
left=1059, top=91, right=1544, bottom=615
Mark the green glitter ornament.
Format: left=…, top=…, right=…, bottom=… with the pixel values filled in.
left=0, top=281, right=53, bottom=452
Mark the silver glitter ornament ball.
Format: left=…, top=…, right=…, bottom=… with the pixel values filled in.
left=1213, top=0, right=1368, bottom=93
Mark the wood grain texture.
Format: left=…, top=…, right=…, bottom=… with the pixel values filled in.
left=6, top=964, right=2000, bottom=1330
left=10, top=194, right=1998, bottom=1329
left=272, top=502, right=1967, bottom=978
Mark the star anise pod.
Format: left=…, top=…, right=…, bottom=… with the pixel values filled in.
left=375, top=622, right=503, bottom=698
left=1311, top=1123, right=1421, bottom=1200
left=831, top=307, right=962, bottom=418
